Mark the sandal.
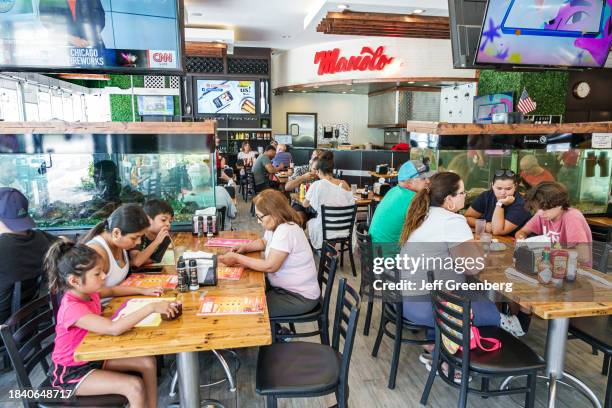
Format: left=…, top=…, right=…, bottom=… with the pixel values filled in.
left=425, top=362, right=472, bottom=384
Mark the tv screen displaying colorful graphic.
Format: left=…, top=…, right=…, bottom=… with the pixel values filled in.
left=473, top=92, right=514, bottom=124
left=475, top=0, right=612, bottom=67
left=0, top=0, right=183, bottom=73
left=196, top=80, right=257, bottom=115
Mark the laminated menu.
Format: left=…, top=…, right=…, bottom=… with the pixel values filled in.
left=218, top=266, right=244, bottom=281
left=197, top=295, right=265, bottom=316
left=112, top=297, right=176, bottom=327
left=205, top=238, right=251, bottom=248
left=120, top=273, right=178, bottom=289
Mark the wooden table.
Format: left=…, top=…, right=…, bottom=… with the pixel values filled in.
left=586, top=216, right=612, bottom=229
left=473, top=241, right=612, bottom=408
left=75, top=231, right=270, bottom=408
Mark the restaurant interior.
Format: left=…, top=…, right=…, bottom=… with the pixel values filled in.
left=0, top=1, right=611, bottom=408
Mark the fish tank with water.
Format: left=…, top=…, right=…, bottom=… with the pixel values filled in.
left=410, top=133, right=611, bottom=215
left=0, top=132, right=216, bottom=233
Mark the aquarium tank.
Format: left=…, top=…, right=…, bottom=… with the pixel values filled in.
left=0, top=133, right=216, bottom=232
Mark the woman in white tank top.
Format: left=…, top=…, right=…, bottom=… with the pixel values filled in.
left=82, top=204, right=151, bottom=287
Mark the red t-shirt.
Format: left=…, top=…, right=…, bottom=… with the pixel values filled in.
left=51, top=292, right=101, bottom=366
left=520, top=168, right=555, bottom=187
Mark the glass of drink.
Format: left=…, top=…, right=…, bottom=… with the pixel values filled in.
left=480, top=232, right=492, bottom=255
left=351, top=184, right=357, bottom=194
left=475, top=219, right=486, bottom=239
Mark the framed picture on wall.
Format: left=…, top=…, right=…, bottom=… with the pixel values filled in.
left=287, top=113, right=317, bottom=148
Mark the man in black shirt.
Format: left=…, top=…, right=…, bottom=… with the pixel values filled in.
left=0, top=188, right=57, bottom=322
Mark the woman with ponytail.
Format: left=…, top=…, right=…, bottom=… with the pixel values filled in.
left=398, top=173, right=521, bottom=378
left=45, top=239, right=178, bottom=407
left=82, top=204, right=150, bottom=287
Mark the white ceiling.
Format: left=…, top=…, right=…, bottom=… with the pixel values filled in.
left=183, top=0, right=449, bottom=51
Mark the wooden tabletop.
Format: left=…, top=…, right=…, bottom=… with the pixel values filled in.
left=474, top=243, right=612, bottom=320
left=74, top=231, right=271, bottom=362
left=586, top=216, right=612, bottom=228
left=370, top=171, right=398, bottom=179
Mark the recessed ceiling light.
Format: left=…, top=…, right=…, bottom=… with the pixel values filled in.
left=337, top=4, right=349, bottom=10
left=301, top=90, right=307, bottom=93
left=423, top=84, right=430, bottom=87
left=342, top=91, right=347, bottom=94
left=413, top=9, right=425, bottom=14
left=288, top=89, right=294, bottom=92
left=408, top=81, right=415, bottom=84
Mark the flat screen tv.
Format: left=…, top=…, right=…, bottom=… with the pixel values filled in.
left=196, top=80, right=257, bottom=115
left=475, top=0, right=612, bottom=68
left=473, top=92, right=513, bottom=124
left=0, top=0, right=183, bottom=73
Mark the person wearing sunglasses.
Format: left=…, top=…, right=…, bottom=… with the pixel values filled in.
left=218, top=189, right=320, bottom=318
left=464, top=169, right=531, bottom=236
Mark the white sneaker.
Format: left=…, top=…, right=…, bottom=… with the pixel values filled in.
left=500, top=313, right=525, bottom=337
left=418, top=351, right=433, bottom=366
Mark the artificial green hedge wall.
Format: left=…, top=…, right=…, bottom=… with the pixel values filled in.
left=478, top=70, right=569, bottom=116
left=110, top=95, right=141, bottom=122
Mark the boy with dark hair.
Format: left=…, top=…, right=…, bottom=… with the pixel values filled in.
left=129, top=199, right=174, bottom=267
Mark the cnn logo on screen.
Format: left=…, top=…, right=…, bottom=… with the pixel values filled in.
left=148, top=50, right=177, bottom=68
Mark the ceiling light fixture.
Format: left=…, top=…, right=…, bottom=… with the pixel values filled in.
left=337, top=4, right=349, bottom=10
left=301, top=90, right=307, bottom=93
left=423, top=84, right=430, bottom=87
left=288, top=89, right=294, bottom=92
left=407, top=81, right=415, bottom=84
left=342, top=91, right=347, bottom=94
left=413, top=9, right=425, bottom=14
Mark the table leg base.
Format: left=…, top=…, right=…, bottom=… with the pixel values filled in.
left=500, top=373, right=602, bottom=408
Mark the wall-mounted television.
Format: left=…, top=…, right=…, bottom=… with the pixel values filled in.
left=196, top=80, right=257, bottom=114
left=475, top=0, right=612, bottom=68
left=473, top=92, right=513, bottom=124
left=0, top=0, right=183, bottom=73
left=137, top=95, right=174, bottom=116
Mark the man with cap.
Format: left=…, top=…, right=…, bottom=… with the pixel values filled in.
left=0, top=188, right=58, bottom=322
left=368, top=160, right=433, bottom=247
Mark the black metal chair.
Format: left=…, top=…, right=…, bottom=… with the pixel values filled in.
left=593, top=241, right=612, bottom=274
left=371, top=267, right=432, bottom=389
left=216, top=206, right=227, bottom=231
left=321, top=204, right=358, bottom=277
left=270, top=241, right=338, bottom=345
left=256, top=278, right=360, bottom=408
left=0, top=296, right=128, bottom=408
left=244, top=170, right=256, bottom=202
left=421, top=271, right=545, bottom=408
left=355, top=222, right=375, bottom=336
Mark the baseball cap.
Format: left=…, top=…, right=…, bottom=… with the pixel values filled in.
left=398, top=160, right=434, bottom=182
left=0, top=188, right=35, bottom=232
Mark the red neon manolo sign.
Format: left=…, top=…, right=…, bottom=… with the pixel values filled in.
left=313, top=46, right=394, bottom=75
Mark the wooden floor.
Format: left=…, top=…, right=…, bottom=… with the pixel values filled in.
left=1, top=199, right=609, bottom=408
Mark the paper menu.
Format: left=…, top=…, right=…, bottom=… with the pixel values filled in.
left=120, top=274, right=178, bottom=289
left=218, top=266, right=244, bottom=280
left=205, top=238, right=251, bottom=248
left=112, top=297, right=176, bottom=327
left=197, top=295, right=265, bottom=316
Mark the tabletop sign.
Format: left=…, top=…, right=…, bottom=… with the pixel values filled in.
left=314, top=46, right=394, bottom=75
left=592, top=133, right=612, bottom=149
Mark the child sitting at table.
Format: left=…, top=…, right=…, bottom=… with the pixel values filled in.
left=45, top=239, right=178, bottom=408
left=129, top=199, right=174, bottom=268
left=515, top=181, right=592, bottom=266
left=82, top=204, right=151, bottom=287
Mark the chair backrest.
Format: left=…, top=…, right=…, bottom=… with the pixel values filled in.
left=331, top=278, right=360, bottom=394
left=217, top=207, right=227, bottom=231
left=224, top=185, right=236, bottom=199
left=318, top=241, right=339, bottom=321
left=427, top=271, right=472, bottom=362
left=355, top=222, right=375, bottom=294
left=592, top=241, right=611, bottom=273
left=321, top=204, right=357, bottom=241
left=0, top=296, right=55, bottom=408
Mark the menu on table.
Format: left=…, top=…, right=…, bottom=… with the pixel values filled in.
left=112, top=297, right=176, bottom=327
left=205, top=238, right=251, bottom=248
left=197, top=295, right=265, bottom=316
left=120, top=273, right=178, bottom=289
left=218, top=266, right=245, bottom=280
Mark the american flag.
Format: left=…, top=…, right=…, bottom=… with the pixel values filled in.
left=517, top=89, right=537, bottom=114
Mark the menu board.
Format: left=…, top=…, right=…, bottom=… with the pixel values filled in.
left=0, top=0, right=183, bottom=73
left=196, top=80, right=257, bottom=114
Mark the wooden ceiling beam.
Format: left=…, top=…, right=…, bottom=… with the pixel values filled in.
left=185, top=41, right=227, bottom=58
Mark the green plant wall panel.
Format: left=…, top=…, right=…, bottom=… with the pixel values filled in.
left=110, top=94, right=141, bottom=122
left=478, top=70, right=569, bottom=116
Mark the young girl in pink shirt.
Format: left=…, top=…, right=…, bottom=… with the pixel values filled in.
left=45, top=240, right=179, bottom=408
left=515, top=181, right=592, bottom=266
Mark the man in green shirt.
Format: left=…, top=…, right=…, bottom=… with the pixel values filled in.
left=369, top=160, right=433, bottom=246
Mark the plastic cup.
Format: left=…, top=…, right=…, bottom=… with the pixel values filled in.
left=475, top=219, right=486, bottom=239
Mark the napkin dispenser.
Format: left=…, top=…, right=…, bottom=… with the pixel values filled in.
left=373, top=183, right=391, bottom=196
left=183, top=252, right=218, bottom=286
left=513, top=246, right=539, bottom=275
left=375, top=164, right=388, bottom=174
